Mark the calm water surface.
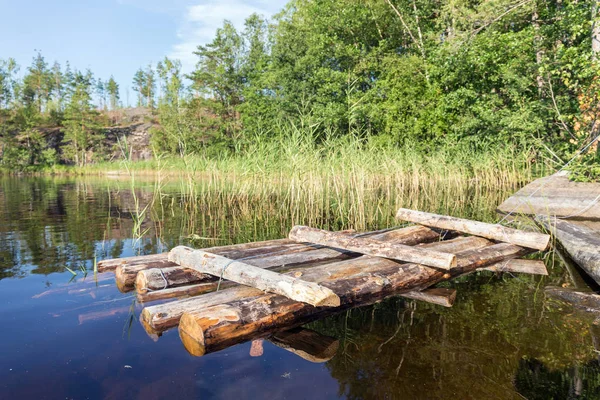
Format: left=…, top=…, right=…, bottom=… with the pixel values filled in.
left=0, top=176, right=599, bottom=400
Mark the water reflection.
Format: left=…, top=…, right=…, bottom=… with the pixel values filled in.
left=0, top=176, right=599, bottom=399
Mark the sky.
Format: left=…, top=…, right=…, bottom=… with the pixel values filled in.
left=0, top=0, right=287, bottom=105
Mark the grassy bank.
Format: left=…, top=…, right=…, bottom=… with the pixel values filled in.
left=2, top=133, right=546, bottom=232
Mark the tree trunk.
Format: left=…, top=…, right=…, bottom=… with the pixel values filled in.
left=395, top=208, right=550, bottom=250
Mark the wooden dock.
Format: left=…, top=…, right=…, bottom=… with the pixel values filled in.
left=98, top=208, right=550, bottom=357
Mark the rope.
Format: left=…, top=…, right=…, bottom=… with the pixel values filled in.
left=216, top=258, right=237, bottom=292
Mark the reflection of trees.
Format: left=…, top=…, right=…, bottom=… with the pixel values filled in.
left=305, top=275, right=599, bottom=399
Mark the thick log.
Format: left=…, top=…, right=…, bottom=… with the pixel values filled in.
left=136, top=266, right=211, bottom=292
left=116, top=259, right=180, bottom=289
left=289, top=225, right=456, bottom=270
left=98, top=253, right=169, bottom=272
left=480, top=259, right=547, bottom=275
left=545, top=287, right=600, bottom=312
left=268, top=327, right=339, bottom=363
left=168, top=247, right=341, bottom=307
left=178, top=242, right=530, bottom=356
left=400, top=288, right=457, bottom=307
left=137, top=225, right=441, bottom=302
left=497, top=172, right=600, bottom=219
left=537, top=216, right=600, bottom=285
left=395, top=208, right=550, bottom=251
left=141, top=236, right=491, bottom=333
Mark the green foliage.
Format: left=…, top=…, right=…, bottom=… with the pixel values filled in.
left=569, top=152, right=600, bottom=182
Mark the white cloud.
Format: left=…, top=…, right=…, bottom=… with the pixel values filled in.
left=169, top=0, right=287, bottom=73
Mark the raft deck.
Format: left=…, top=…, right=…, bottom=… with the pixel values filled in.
left=98, top=208, right=550, bottom=358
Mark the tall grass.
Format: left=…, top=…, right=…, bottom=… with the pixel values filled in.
left=43, top=125, right=549, bottom=238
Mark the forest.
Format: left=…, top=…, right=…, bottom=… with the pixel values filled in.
left=0, top=0, right=598, bottom=178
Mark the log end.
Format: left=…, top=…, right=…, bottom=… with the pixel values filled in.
left=135, top=271, right=150, bottom=294
left=313, top=291, right=341, bottom=307
left=179, top=312, right=207, bottom=357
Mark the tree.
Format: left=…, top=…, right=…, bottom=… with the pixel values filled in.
left=132, top=68, right=145, bottom=107
left=23, top=52, right=52, bottom=113
left=62, top=70, right=101, bottom=166
left=107, top=76, right=120, bottom=110
left=189, top=20, right=244, bottom=137
left=144, top=64, right=156, bottom=109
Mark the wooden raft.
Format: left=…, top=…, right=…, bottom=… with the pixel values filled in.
left=98, top=209, right=550, bottom=358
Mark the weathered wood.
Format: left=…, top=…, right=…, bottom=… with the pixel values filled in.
left=116, top=259, right=180, bottom=288
left=537, top=216, right=600, bottom=284
left=137, top=225, right=441, bottom=303
left=136, top=266, right=212, bottom=293
left=168, top=247, right=341, bottom=307
left=498, top=171, right=600, bottom=219
left=289, top=225, right=456, bottom=270
left=178, top=242, right=530, bottom=356
left=480, top=259, right=548, bottom=275
left=98, top=253, right=169, bottom=272
left=400, top=288, right=457, bottom=307
left=545, top=286, right=600, bottom=312
left=141, top=236, right=492, bottom=333
left=268, top=327, right=339, bottom=363
left=395, top=208, right=551, bottom=251
left=120, top=226, right=439, bottom=290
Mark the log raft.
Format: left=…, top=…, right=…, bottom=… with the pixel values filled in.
left=94, top=209, right=550, bottom=359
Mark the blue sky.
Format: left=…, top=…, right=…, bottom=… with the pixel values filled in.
left=0, top=0, right=287, bottom=105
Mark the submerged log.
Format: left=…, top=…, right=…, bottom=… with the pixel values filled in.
left=168, top=247, right=341, bottom=307
left=289, top=225, right=456, bottom=270
left=141, top=236, right=492, bottom=333
left=400, top=288, right=457, bottom=307
left=395, top=208, right=551, bottom=251
left=268, top=327, right=339, bottom=363
left=137, top=225, right=441, bottom=302
left=178, top=242, right=530, bottom=356
left=537, top=216, right=600, bottom=284
left=545, top=287, right=600, bottom=313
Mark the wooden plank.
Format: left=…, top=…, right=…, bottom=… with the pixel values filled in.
left=395, top=208, right=551, bottom=251
left=289, top=225, right=456, bottom=270
left=537, top=216, right=600, bottom=284
left=168, top=247, right=341, bottom=307
left=497, top=172, right=600, bottom=219
left=178, top=242, right=531, bottom=356
left=400, top=287, right=456, bottom=307
left=141, top=236, right=492, bottom=332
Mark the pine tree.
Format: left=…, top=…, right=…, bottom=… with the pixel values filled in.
left=107, top=76, right=120, bottom=110
left=132, top=68, right=145, bottom=107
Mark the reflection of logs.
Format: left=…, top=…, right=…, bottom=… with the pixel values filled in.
left=178, top=242, right=529, bottom=357
left=400, top=288, right=457, bottom=307
left=78, top=306, right=131, bottom=325
left=268, top=327, right=339, bottom=363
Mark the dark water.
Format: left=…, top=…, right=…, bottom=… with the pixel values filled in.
left=1, top=176, right=599, bottom=400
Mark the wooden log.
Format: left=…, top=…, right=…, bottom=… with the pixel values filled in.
left=168, top=247, right=341, bottom=307
left=480, top=259, right=548, bottom=275
left=537, top=216, right=600, bottom=285
left=289, top=225, right=457, bottom=270
left=98, top=253, right=169, bottom=272
left=268, top=327, right=339, bottom=363
left=400, top=288, right=457, bottom=307
left=136, top=266, right=211, bottom=293
left=545, top=286, right=600, bottom=313
left=141, top=236, right=491, bottom=332
left=178, top=242, right=530, bottom=356
left=395, top=208, right=551, bottom=251
left=121, top=226, right=436, bottom=290
left=497, top=171, right=600, bottom=219
left=137, top=225, right=441, bottom=302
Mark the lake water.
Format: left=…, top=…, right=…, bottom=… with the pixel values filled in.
left=0, top=176, right=599, bottom=399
